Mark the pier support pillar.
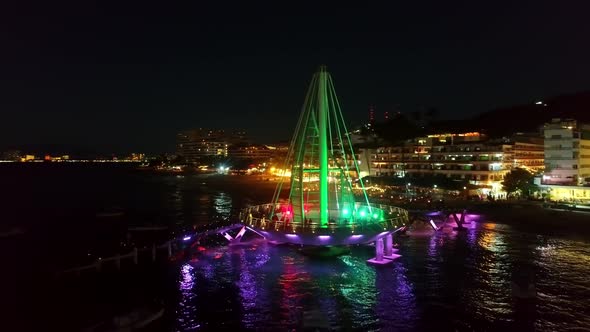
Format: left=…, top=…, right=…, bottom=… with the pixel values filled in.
left=376, top=238, right=384, bottom=261
left=167, top=241, right=172, bottom=257
left=152, top=244, right=157, bottom=262
left=133, top=248, right=138, bottom=265
left=232, top=226, right=247, bottom=244
left=367, top=237, right=395, bottom=265
left=452, top=211, right=467, bottom=231
left=385, top=234, right=393, bottom=256
left=95, top=259, right=102, bottom=272
left=383, top=233, right=400, bottom=260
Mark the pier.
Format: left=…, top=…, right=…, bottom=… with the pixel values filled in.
left=56, top=241, right=174, bottom=278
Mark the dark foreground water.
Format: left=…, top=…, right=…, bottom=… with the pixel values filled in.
left=2, top=164, right=590, bottom=331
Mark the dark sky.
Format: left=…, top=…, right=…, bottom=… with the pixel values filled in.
left=2, top=1, right=590, bottom=154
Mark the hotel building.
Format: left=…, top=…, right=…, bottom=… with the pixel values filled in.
left=539, top=118, right=590, bottom=202
left=359, top=131, right=544, bottom=195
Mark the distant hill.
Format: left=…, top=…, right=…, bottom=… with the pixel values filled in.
left=431, top=90, right=590, bottom=137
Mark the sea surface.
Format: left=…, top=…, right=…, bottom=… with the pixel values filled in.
left=2, top=164, right=590, bottom=331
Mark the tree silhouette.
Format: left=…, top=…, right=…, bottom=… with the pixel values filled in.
left=374, top=113, right=424, bottom=144
left=502, top=168, right=538, bottom=197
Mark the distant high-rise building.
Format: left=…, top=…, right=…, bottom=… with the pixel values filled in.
left=176, top=129, right=230, bottom=164
left=384, top=111, right=389, bottom=121
left=176, top=128, right=253, bottom=164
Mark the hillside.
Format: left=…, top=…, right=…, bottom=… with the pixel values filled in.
left=432, top=90, right=590, bottom=136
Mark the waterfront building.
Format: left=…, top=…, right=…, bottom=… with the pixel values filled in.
left=542, top=118, right=590, bottom=186
left=176, top=129, right=228, bottom=164
left=1, top=150, right=22, bottom=161
left=176, top=128, right=252, bottom=164
left=128, top=153, right=146, bottom=161
left=536, top=118, right=590, bottom=202
left=227, top=144, right=271, bottom=161
left=263, top=142, right=289, bottom=163
left=510, top=133, right=545, bottom=173
left=359, top=131, right=544, bottom=195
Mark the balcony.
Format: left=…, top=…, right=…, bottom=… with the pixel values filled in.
left=405, top=169, right=504, bottom=174
left=545, top=146, right=572, bottom=151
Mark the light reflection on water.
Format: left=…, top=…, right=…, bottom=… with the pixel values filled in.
left=6, top=167, right=590, bottom=331
left=171, top=219, right=590, bottom=331
left=152, top=178, right=590, bottom=331
left=177, top=264, right=199, bottom=331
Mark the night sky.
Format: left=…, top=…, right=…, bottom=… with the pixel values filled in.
left=2, top=1, right=590, bottom=154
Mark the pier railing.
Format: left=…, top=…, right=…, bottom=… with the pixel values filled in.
left=56, top=241, right=174, bottom=278
left=238, top=203, right=409, bottom=234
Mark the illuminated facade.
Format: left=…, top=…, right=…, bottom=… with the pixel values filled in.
left=227, top=145, right=271, bottom=161
left=128, top=153, right=145, bottom=161
left=544, top=185, right=590, bottom=202
left=1, top=150, right=21, bottom=161
left=542, top=118, right=590, bottom=186
left=361, top=132, right=544, bottom=194
left=176, top=129, right=233, bottom=163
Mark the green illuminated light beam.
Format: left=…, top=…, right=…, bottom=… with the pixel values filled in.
left=271, top=65, right=377, bottom=228
left=318, top=66, right=329, bottom=226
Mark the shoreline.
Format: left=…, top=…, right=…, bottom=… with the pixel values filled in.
left=186, top=175, right=590, bottom=236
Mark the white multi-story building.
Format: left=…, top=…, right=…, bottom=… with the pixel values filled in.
left=358, top=131, right=544, bottom=195
left=542, top=118, right=590, bottom=186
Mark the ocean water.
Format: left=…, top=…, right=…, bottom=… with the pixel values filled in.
left=2, top=164, right=590, bottom=331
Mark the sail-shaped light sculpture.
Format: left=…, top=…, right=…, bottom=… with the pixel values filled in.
left=239, top=66, right=408, bottom=246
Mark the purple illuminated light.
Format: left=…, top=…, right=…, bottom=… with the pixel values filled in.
left=318, top=235, right=331, bottom=240
left=183, top=236, right=192, bottom=241
left=429, top=220, right=438, bottom=230
left=286, top=234, right=299, bottom=238
left=350, top=235, right=363, bottom=239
